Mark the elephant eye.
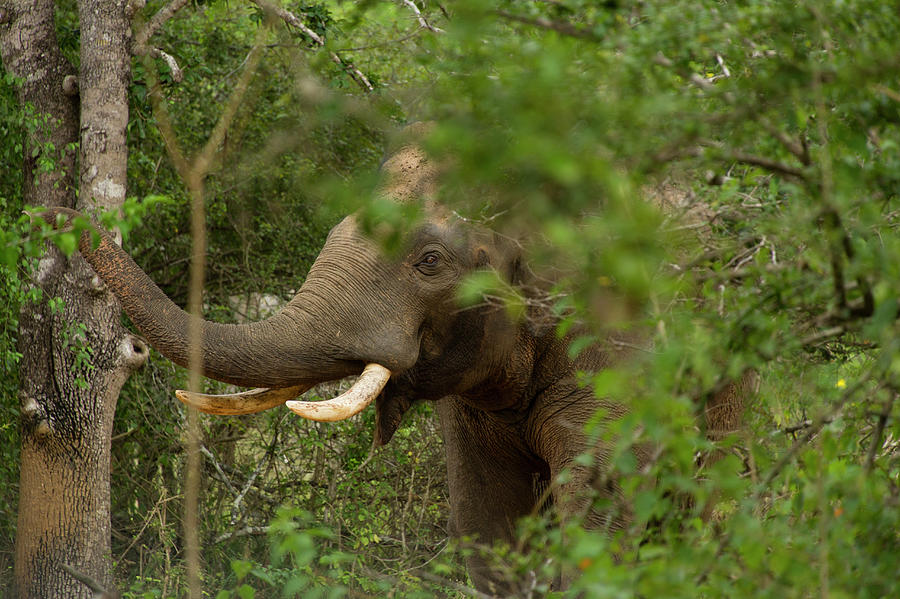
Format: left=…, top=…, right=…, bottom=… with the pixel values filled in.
left=415, top=251, right=441, bottom=273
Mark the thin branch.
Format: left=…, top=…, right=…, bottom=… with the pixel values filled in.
left=819, top=204, right=874, bottom=319
left=133, top=0, right=190, bottom=52
left=837, top=217, right=875, bottom=318
left=653, top=53, right=714, bottom=91
left=231, top=458, right=264, bottom=523
left=143, top=55, right=189, bottom=180
left=250, top=0, right=374, bottom=91
left=780, top=419, right=813, bottom=435
left=409, top=567, right=495, bottom=599
left=725, top=150, right=807, bottom=180
left=195, top=31, right=266, bottom=177
left=116, top=490, right=180, bottom=564
left=759, top=117, right=811, bottom=165
left=110, top=427, right=135, bottom=442
left=60, top=563, right=119, bottom=598
left=214, top=525, right=270, bottom=544
left=775, top=418, right=836, bottom=436
left=251, top=0, right=325, bottom=45
left=327, top=52, right=375, bottom=92
left=823, top=211, right=849, bottom=310
left=493, top=10, right=600, bottom=40
left=695, top=261, right=792, bottom=284
left=873, top=84, right=900, bottom=103
left=400, top=0, right=445, bottom=33
left=800, top=325, right=845, bottom=347
left=231, top=425, right=281, bottom=525
left=865, top=393, right=896, bottom=473
left=149, top=47, right=184, bottom=82
left=358, top=564, right=493, bottom=599
left=715, top=53, right=731, bottom=78
left=200, top=444, right=238, bottom=496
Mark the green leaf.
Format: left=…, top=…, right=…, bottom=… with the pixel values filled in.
left=236, top=584, right=255, bottom=599
left=568, top=335, right=597, bottom=359
left=250, top=568, right=276, bottom=586
left=0, top=244, right=17, bottom=271
left=54, top=232, right=76, bottom=256
left=456, top=270, right=501, bottom=307
left=231, top=559, right=254, bottom=582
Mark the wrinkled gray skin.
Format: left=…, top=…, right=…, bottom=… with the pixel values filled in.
left=44, top=134, right=742, bottom=596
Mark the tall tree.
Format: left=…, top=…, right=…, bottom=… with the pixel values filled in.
left=0, top=0, right=146, bottom=596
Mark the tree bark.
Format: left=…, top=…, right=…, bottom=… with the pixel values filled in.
left=1, top=1, right=147, bottom=597
left=78, top=0, right=131, bottom=216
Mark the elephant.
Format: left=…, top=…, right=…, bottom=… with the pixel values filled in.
left=42, top=127, right=746, bottom=595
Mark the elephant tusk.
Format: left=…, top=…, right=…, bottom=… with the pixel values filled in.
left=175, top=384, right=312, bottom=415
left=285, top=363, right=391, bottom=422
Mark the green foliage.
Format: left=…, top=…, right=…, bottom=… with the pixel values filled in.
left=410, top=0, right=900, bottom=596
left=0, top=70, right=24, bottom=586
left=4, top=0, right=900, bottom=596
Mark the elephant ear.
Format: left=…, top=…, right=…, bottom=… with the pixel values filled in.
left=373, top=392, right=413, bottom=447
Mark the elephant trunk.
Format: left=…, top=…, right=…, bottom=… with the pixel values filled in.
left=61, top=209, right=361, bottom=389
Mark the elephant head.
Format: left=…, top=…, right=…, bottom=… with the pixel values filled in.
left=43, top=129, right=534, bottom=447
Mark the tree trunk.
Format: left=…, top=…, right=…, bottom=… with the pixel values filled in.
left=1, top=1, right=146, bottom=597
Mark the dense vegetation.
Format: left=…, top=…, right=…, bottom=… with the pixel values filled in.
left=2, top=0, right=899, bottom=596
